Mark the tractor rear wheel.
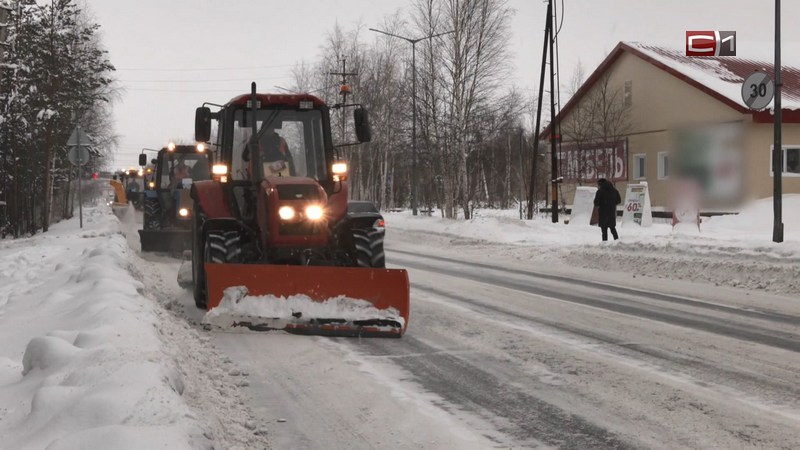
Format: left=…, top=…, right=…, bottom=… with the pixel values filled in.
left=352, top=228, right=385, bottom=268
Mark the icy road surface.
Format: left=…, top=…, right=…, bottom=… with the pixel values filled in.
left=126, top=212, right=800, bottom=449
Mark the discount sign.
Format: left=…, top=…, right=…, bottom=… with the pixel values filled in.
left=622, top=182, right=653, bottom=227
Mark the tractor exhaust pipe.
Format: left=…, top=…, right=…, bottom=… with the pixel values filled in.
left=250, top=82, right=263, bottom=181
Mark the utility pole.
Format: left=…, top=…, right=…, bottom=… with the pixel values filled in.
left=518, top=128, right=525, bottom=220
left=329, top=57, right=358, bottom=141
left=547, top=0, right=558, bottom=223
left=773, top=0, right=784, bottom=243
left=527, top=0, right=554, bottom=220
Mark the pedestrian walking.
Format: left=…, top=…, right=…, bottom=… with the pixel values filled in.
left=593, top=178, right=621, bottom=241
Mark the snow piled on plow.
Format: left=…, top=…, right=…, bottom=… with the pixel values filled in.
left=203, top=286, right=405, bottom=329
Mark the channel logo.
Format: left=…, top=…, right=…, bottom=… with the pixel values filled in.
left=686, top=31, right=736, bottom=57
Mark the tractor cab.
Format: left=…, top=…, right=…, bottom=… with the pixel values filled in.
left=229, top=108, right=329, bottom=182
left=137, top=143, right=212, bottom=252
left=145, top=143, right=212, bottom=190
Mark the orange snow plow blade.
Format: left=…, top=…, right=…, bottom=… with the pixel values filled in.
left=204, top=263, right=410, bottom=337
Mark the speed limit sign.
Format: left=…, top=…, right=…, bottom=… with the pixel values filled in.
left=741, top=71, right=774, bottom=110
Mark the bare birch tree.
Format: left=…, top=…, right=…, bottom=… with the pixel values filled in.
left=427, top=0, right=512, bottom=218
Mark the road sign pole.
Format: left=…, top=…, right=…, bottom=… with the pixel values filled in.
left=773, top=0, right=783, bottom=243
left=78, top=126, right=83, bottom=228
left=741, top=69, right=780, bottom=242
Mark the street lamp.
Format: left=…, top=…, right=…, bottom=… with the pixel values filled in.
left=369, top=27, right=454, bottom=216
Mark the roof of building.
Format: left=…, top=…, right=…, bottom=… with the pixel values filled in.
left=543, top=41, right=800, bottom=138
left=628, top=41, right=800, bottom=111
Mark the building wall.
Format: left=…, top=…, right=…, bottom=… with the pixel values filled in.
left=559, top=51, right=800, bottom=211
left=743, top=123, right=800, bottom=201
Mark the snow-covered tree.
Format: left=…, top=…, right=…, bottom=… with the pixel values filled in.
left=0, top=0, right=115, bottom=236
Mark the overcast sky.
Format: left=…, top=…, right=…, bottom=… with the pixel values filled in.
left=82, top=0, right=800, bottom=169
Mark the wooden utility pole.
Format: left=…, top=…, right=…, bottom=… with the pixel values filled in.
left=527, top=0, right=554, bottom=220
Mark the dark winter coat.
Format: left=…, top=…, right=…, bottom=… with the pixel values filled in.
left=593, top=181, right=621, bottom=227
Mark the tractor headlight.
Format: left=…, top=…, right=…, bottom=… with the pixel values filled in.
left=178, top=208, right=189, bottom=217
left=332, top=162, right=348, bottom=182
left=196, top=143, right=205, bottom=152
left=148, top=181, right=155, bottom=189
left=278, top=206, right=295, bottom=220
left=212, top=164, right=228, bottom=175
left=305, top=205, right=323, bottom=220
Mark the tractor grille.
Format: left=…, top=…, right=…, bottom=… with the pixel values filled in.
left=280, top=221, right=323, bottom=236
left=277, top=185, right=320, bottom=200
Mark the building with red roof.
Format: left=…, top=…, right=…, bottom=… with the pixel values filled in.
left=543, top=41, right=800, bottom=213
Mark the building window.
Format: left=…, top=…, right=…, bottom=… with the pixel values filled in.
left=624, top=80, right=633, bottom=107
left=770, top=146, right=800, bottom=176
left=633, top=154, right=646, bottom=180
left=657, top=152, right=669, bottom=180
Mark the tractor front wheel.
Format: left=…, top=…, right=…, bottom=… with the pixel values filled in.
left=352, top=228, right=385, bottom=268
left=143, top=197, right=162, bottom=230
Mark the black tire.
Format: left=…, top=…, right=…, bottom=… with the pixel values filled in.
left=191, top=209, right=207, bottom=309
left=205, top=230, right=242, bottom=262
left=222, top=230, right=242, bottom=263
left=143, top=197, right=162, bottom=230
left=205, top=232, right=228, bottom=263
left=194, top=229, right=241, bottom=309
left=352, top=228, right=385, bottom=268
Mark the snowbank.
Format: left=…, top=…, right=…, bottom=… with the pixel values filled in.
left=0, top=208, right=205, bottom=449
left=385, top=196, right=800, bottom=294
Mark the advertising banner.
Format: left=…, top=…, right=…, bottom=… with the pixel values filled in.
left=570, top=186, right=598, bottom=226
left=557, top=140, right=627, bottom=183
left=622, top=182, right=653, bottom=227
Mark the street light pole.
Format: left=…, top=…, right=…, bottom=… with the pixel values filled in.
left=369, top=27, right=454, bottom=216
left=411, top=40, right=418, bottom=215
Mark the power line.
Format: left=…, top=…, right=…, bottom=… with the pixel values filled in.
left=116, top=64, right=296, bottom=72
left=120, top=75, right=292, bottom=83
left=123, top=88, right=261, bottom=93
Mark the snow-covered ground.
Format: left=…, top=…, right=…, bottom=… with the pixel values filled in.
left=0, top=207, right=268, bottom=450
left=385, top=195, right=800, bottom=295
left=0, top=195, right=797, bottom=449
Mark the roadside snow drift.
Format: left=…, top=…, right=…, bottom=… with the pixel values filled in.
left=0, top=207, right=203, bottom=449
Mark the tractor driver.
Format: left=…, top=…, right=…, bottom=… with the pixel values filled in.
left=171, top=158, right=191, bottom=188
left=260, top=128, right=296, bottom=177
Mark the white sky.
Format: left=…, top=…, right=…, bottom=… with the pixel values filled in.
left=82, top=0, right=800, bottom=170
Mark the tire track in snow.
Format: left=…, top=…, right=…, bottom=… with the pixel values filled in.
left=354, top=334, right=637, bottom=450
left=389, top=252, right=800, bottom=353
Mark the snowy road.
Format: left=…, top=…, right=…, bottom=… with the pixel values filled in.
left=129, top=216, right=800, bottom=449
left=379, top=239, right=800, bottom=448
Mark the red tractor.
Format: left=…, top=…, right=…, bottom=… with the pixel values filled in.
left=191, top=83, right=409, bottom=337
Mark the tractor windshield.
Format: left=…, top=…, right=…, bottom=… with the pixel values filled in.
left=230, top=108, right=327, bottom=181
left=159, top=152, right=211, bottom=189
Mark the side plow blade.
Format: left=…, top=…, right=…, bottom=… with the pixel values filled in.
left=203, top=264, right=410, bottom=337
